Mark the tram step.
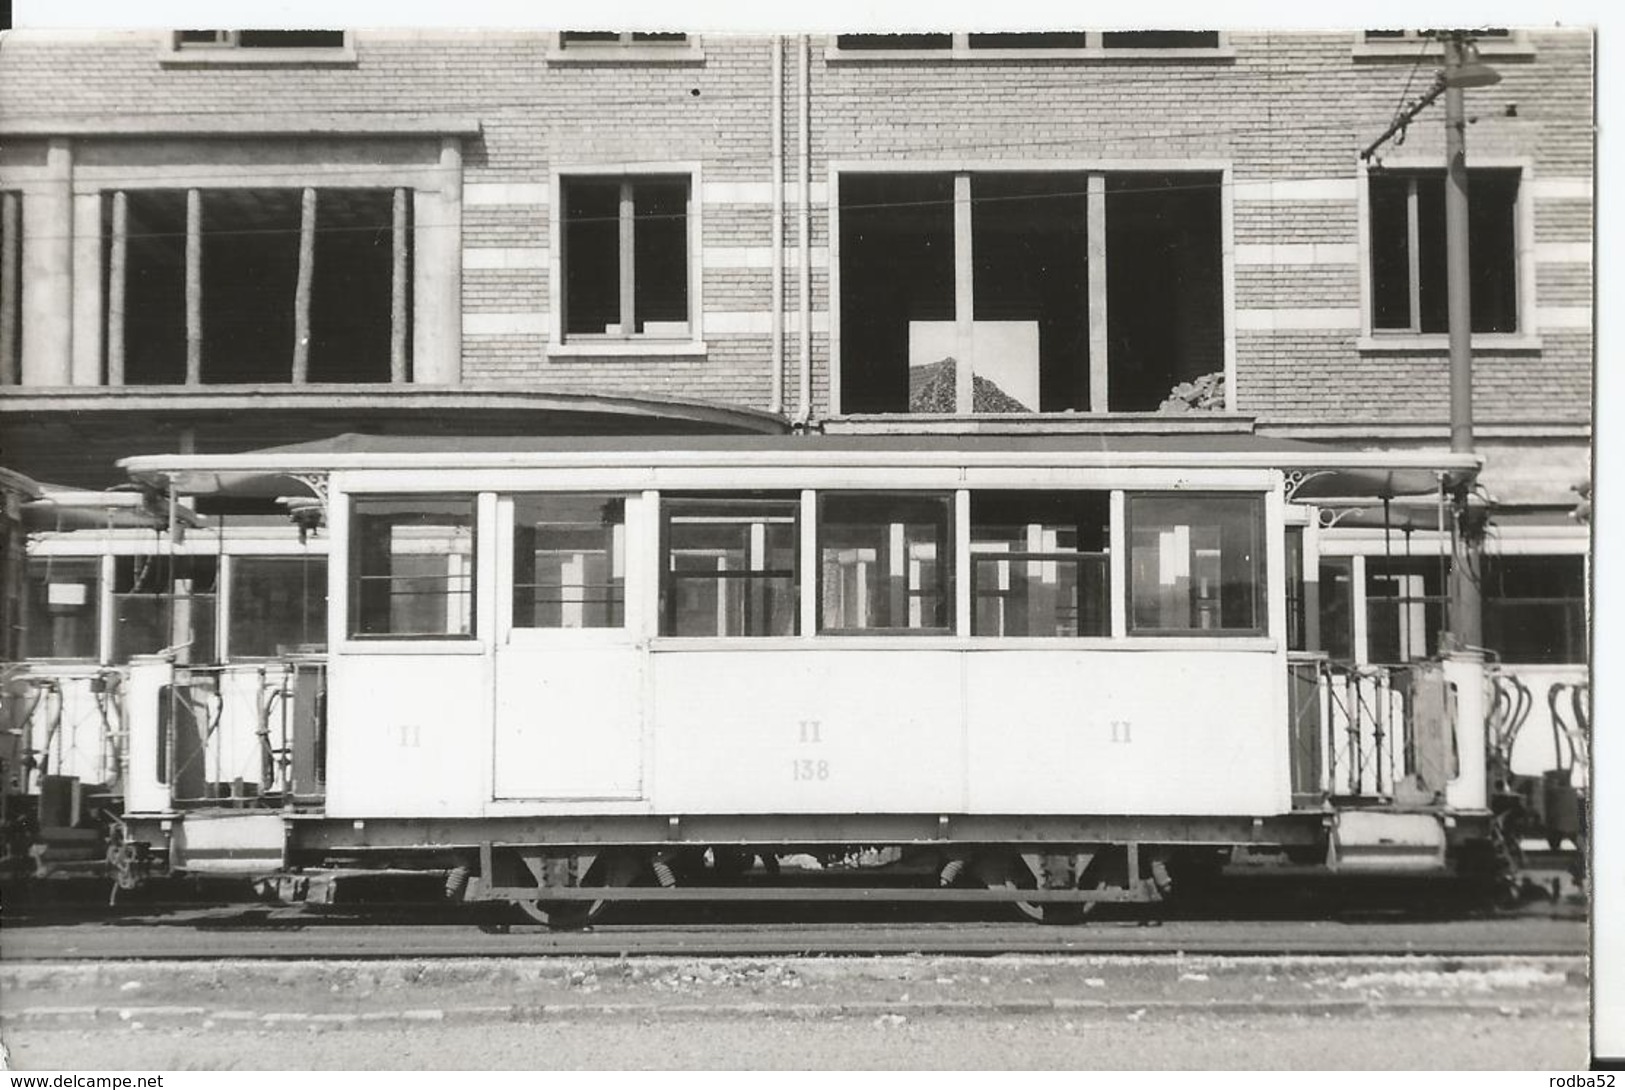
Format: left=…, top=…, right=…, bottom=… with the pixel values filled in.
left=1327, top=810, right=1447, bottom=872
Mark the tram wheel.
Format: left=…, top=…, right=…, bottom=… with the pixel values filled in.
left=971, top=853, right=1097, bottom=926
left=514, top=851, right=646, bottom=930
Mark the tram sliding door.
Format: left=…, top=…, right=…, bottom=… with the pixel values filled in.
left=492, top=493, right=645, bottom=800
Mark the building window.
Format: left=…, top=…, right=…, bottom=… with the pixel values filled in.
left=512, top=495, right=626, bottom=630
left=1484, top=555, right=1587, bottom=665
left=107, top=187, right=412, bottom=385
left=23, top=558, right=100, bottom=660
left=112, top=555, right=218, bottom=663
left=1128, top=494, right=1264, bottom=635
left=350, top=497, right=475, bottom=639
left=229, top=556, right=328, bottom=658
left=832, top=31, right=1220, bottom=53
left=559, top=32, right=689, bottom=46
left=819, top=493, right=952, bottom=634
left=1365, top=557, right=1448, bottom=663
left=561, top=176, right=690, bottom=341
left=175, top=30, right=348, bottom=49
left=662, top=495, right=799, bottom=637
left=838, top=170, right=1222, bottom=414
left=970, top=491, right=1109, bottom=637
left=1368, top=169, right=1520, bottom=334
left=0, top=191, right=19, bottom=386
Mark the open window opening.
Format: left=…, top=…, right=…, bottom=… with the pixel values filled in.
left=1484, top=555, right=1586, bottom=665
left=1365, top=557, right=1448, bottom=663
left=109, top=187, right=411, bottom=385
left=662, top=494, right=799, bottom=637
left=23, top=557, right=100, bottom=660
left=562, top=175, right=690, bottom=341
left=1128, top=494, right=1263, bottom=635
left=838, top=174, right=955, bottom=413
left=819, top=493, right=952, bottom=634
left=970, top=491, right=1109, bottom=637
left=229, top=556, right=328, bottom=658
left=1105, top=172, right=1224, bottom=411
left=112, top=554, right=218, bottom=663
left=511, top=494, right=626, bottom=630
left=839, top=170, right=1222, bottom=414
left=350, top=497, right=475, bottom=639
left=1369, top=168, right=1519, bottom=334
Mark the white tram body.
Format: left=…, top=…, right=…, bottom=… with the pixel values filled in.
left=21, top=435, right=1511, bottom=914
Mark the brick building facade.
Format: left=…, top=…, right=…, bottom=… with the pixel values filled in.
left=0, top=27, right=1594, bottom=685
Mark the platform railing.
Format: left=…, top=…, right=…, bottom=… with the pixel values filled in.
left=1289, top=658, right=1450, bottom=805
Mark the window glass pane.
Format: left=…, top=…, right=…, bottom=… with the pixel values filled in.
left=1365, top=557, right=1448, bottom=663
left=1483, top=555, right=1586, bottom=664
left=633, top=179, right=689, bottom=334
left=664, top=495, right=798, bottom=637
left=1468, top=171, right=1520, bottom=333
left=835, top=34, right=952, bottom=50
left=234, top=30, right=346, bottom=48
left=1318, top=558, right=1354, bottom=661
left=1285, top=527, right=1306, bottom=651
left=631, top=32, right=687, bottom=42
left=1101, top=30, right=1219, bottom=48
left=23, top=558, right=100, bottom=660
left=112, top=555, right=218, bottom=663
left=967, top=32, right=1089, bottom=49
left=562, top=180, right=621, bottom=335
left=970, top=491, right=1108, bottom=637
left=350, top=497, right=475, bottom=638
left=1369, top=175, right=1412, bottom=329
left=1129, top=495, right=1264, bottom=633
left=512, top=495, right=625, bottom=629
left=560, top=31, right=623, bottom=44
left=820, top=493, right=952, bottom=633
left=230, top=557, right=327, bottom=657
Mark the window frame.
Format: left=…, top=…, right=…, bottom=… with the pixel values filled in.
left=161, top=29, right=357, bottom=65
left=546, top=32, right=704, bottom=65
left=1125, top=491, right=1268, bottom=638
left=549, top=165, right=706, bottom=357
left=1351, top=29, right=1534, bottom=61
left=825, top=30, right=1233, bottom=62
left=346, top=494, right=479, bottom=643
left=968, top=489, right=1112, bottom=639
left=1357, top=158, right=1539, bottom=350
left=659, top=493, right=802, bottom=639
left=829, top=160, right=1235, bottom=417
left=816, top=490, right=956, bottom=637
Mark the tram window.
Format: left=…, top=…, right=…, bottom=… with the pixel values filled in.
left=349, top=497, right=475, bottom=639
left=1318, top=558, right=1354, bottom=661
left=662, top=494, right=798, bottom=637
left=819, top=493, right=952, bottom=634
left=1128, top=495, right=1264, bottom=634
left=1365, top=557, right=1448, bottom=663
left=112, top=555, right=218, bottom=663
left=1484, top=555, right=1587, bottom=665
left=230, top=556, right=328, bottom=657
left=1284, top=527, right=1307, bottom=652
left=23, top=558, right=100, bottom=660
left=970, top=491, right=1109, bottom=637
left=512, top=494, right=625, bottom=629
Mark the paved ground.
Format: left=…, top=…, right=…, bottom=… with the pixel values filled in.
left=0, top=953, right=1590, bottom=1069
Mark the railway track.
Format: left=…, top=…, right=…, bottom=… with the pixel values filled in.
left=0, top=902, right=1586, bottom=960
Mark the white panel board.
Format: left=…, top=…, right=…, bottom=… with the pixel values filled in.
left=651, top=650, right=965, bottom=814
left=493, top=646, right=644, bottom=799
left=325, top=653, right=488, bottom=817
left=965, top=649, right=1287, bottom=814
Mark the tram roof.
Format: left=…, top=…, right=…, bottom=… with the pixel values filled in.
left=119, top=431, right=1480, bottom=501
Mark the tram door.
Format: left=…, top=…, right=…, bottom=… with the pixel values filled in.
left=492, top=493, right=645, bottom=800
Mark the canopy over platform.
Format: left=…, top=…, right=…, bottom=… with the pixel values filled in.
left=119, top=432, right=1482, bottom=504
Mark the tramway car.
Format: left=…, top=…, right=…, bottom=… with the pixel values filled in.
left=9, top=433, right=1511, bottom=922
